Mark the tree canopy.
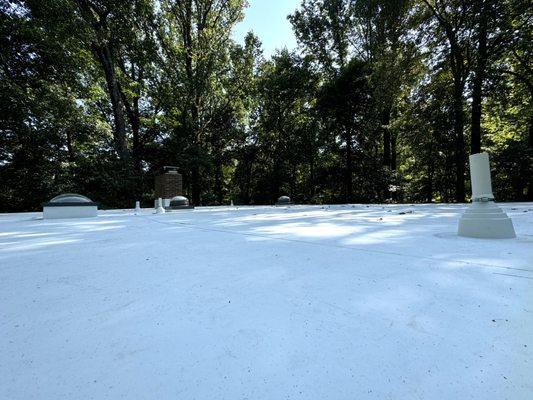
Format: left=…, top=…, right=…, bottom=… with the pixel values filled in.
left=1, top=0, right=531, bottom=211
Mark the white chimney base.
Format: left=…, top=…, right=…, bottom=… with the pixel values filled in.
left=458, top=201, right=516, bottom=239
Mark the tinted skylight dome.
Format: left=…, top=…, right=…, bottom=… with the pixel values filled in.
left=49, top=194, right=94, bottom=204
left=42, top=193, right=98, bottom=219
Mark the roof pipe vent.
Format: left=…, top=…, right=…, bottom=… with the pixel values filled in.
left=275, top=196, right=293, bottom=206
left=458, top=153, right=516, bottom=239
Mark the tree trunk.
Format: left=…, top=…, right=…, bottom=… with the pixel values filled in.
left=272, top=151, right=281, bottom=203
left=426, top=141, right=434, bottom=202
left=423, top=1, right=469, bottom=202
left=123, top=96, right=141, bottom=168
left=123, top=65, right=143, bottom=175
left=245, top=156, right=253, bottom=204
left=119, top=61, right=145, bottom=199
left=427, top=164, right=433, bottom=203
left=189, top=106, right=202, bottom=206
left=290, top=163, right=296, bottom=199
left=383, top=113, right=391, bottom=168
left=529, top=111, right=533, bottom=149
left=94, top=44, right=129, bottom=160
left=471, top=2, right=489, bottom=155
left=309, top=156, right=316, bottom=200
left=382, top=110, right=392, bottom=199
left=453, top=81, right=466, bottom=202
left=448, top=31, right=467, bottom=202
left=344, top=128, right=353, bottom=202
left=75, top=0, right=129, bottom=159
left=526, top=111, right=533, bottom=201
left=191, top=163, right=201, bottom=205
left=270, top=156, right=280, bottom=203
left=66, top=128, right=75, bottom=162
left=214, top=144, right=223, bottom=204
left=391, top=133, right=397, bottom=170
left=180, top=0, right=203, bottom=206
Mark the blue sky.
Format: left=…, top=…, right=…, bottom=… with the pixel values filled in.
left=232, top=0, right=301, bottom=57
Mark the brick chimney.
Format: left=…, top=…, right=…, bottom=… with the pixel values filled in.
left=155, top=166, right=183, bottom=203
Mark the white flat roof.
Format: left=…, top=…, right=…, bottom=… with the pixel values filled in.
left=1, top=203, right=532, bottom=399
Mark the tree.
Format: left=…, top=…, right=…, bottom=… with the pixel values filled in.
left=422, top=0, right=473, bottom=202
left=289, top=0, right=354, bottom=74
left=352, top=0, right=417, bottom=201
left=251, top=50, right=318, bottom=203
left=158, top=0, right=246, bottom=205
left=1, top=0, right=532, bottom=212
left=72, top=0, right=136, bottom=160
left=0, top=1, right=96, bottom=210
left=468, top=0, right=523, bottom=155
left=316, top=59, right=374, bottom=202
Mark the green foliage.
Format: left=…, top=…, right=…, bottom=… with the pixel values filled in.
left=0, top=0, right=531, bottom=211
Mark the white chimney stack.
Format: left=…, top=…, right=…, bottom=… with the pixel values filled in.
left=458, top=152, right=515, bottom=239
left=134, top=201, right=141, bottom=215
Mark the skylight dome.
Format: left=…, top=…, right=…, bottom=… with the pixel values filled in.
left=42, top=193, right=98, bottom=219
left=49, top=194, right=94, bottom=204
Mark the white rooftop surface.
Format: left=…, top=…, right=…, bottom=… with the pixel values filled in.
left=1, top=203, right=532, bottom=399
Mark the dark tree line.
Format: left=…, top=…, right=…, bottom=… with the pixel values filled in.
left=1, top=0, right=531, bottom=211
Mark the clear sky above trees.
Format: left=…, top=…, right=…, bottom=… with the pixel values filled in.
left=232, top=0, right=300, bottom=56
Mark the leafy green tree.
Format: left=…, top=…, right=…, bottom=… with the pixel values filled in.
left=251, top=50, right=318, bottom=203
left=157, top=0, right=246, bottom=205
left=289, top=0, right=353, bottom=73
left=1, top=0, right=532, bottom=211
left=422, top=0, right=475, bottom=202
left=353, top=0, right=418, bottom=201
left=316, top=59, right=376, bottom=202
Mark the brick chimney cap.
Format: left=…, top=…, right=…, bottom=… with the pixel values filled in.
left=163, top=166, right=179, bottom=174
